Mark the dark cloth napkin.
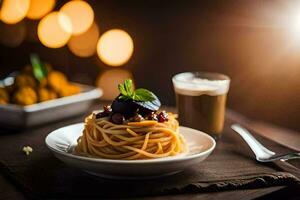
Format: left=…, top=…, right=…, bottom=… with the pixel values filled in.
left=0, top=115, right=299, bottom=199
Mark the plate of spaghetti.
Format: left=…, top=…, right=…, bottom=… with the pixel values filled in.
left=46, top=80, right=215, bottom=179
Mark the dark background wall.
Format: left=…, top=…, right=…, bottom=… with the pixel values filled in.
left=0, top=0, right=299, bottom=131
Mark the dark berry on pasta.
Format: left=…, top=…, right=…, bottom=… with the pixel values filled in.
left=158, top=111, right=169, bottom=122
left=96, top=111, right=109, bottom=118
left=111, top=113, right=125, bottom=124
left=111, top=98, right=138, bottom=118
left=103, top=105, right=112, bottom=113
left=144, top=112, right=158, bottom=121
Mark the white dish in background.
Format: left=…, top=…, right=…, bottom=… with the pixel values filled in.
left=45, top=123, right=216, bottom=179
left=0, top=84, right=102, bottom=128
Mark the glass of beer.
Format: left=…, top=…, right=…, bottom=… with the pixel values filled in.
left=172, top=72, right=230, bottom=139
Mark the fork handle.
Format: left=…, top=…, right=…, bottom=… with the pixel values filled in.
left=280, top=153, right=300, bottom=161
left=231, top=124, right=275, bottom=159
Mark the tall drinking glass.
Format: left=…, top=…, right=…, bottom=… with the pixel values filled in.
left=172, top=72, right=230, bottom=139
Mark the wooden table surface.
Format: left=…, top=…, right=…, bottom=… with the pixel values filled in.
left=0, top=103, right=299, bottom=200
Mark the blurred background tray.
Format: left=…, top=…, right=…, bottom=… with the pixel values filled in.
left=0, top=84, right=102, bottom=128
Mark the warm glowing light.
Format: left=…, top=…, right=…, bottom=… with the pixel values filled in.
left=97, top=29, right=134, bottom=66
left=26, top=0, right=56, bottom=20
left=289, top=14, right=300, bottom=38
left=96, top=69, right=134, bottom=100
left=0, top=0, right=30, bottom=24
left=37, top=12, right=72, bottom=48
left=60, top=0, right=94, bottom=35
left=68, top=22, right=99, bottom=57
left=0, top=21, right=26, bottom=47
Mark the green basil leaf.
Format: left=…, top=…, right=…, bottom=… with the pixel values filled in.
left=134, top=88, right=156, bottom=102
left=124, top=79, right=134, bottom=96
left=117, top=79, right=157, bottom=102
left=118, top=83, right=127, bottom=96
left=119, top=95, right=131, bottom=100
left=30, top=54, right=47, bottom=82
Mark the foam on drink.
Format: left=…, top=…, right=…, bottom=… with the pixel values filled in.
left=173, top=72, right=230, bottom=96
left=173, top=72, right=230, bottom=138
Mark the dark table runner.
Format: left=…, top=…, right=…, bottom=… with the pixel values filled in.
left=0, top=113, right=299, bottom=199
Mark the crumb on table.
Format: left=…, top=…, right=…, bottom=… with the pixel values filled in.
left=22, top=146, right=33, bottom=155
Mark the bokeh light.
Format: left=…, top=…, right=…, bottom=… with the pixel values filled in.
left=68, top=22, right=99, bottom=57
left=97, top=29, right=134, bottom=66
left=37, top=12, right=72, bottom=48
left=26, top=0, right=56, bottom=20
left=60, top=0, right=94, bottom=35
left=0, top=21, right=26, bottom=47
left=0, top=0, right=30, bottom=24
left=96, top=69, right=134, bottom=100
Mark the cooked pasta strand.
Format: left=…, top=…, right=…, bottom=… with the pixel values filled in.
left=75, top=113, right=186, bottom=160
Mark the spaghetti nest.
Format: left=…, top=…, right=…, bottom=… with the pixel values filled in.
left=75, top=113, right=187, bottom=160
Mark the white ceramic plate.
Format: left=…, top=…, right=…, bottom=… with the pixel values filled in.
left=45, top=123, right=216, bottom=179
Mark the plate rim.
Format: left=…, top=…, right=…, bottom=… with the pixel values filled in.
left=45, top=123, right=216, bottom=164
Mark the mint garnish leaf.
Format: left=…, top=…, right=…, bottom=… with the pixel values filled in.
left=124, top=79, right=134, bottom=96
left=30, top=53, right=47, bottom=82
left=118, top=79, right=133, bottom=100
left=133, top=88, right=156, bottom=101
left=118, top=79, right=156, bottom=102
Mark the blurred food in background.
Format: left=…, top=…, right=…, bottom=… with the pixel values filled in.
left=0, top=54, right=80, bottom=106
left=0, top=0, right=136, bottom=105
left=0, top=88, right=9, bottom=104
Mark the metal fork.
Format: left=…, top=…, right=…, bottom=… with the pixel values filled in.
left=231, top=124, right=300, bottom=162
